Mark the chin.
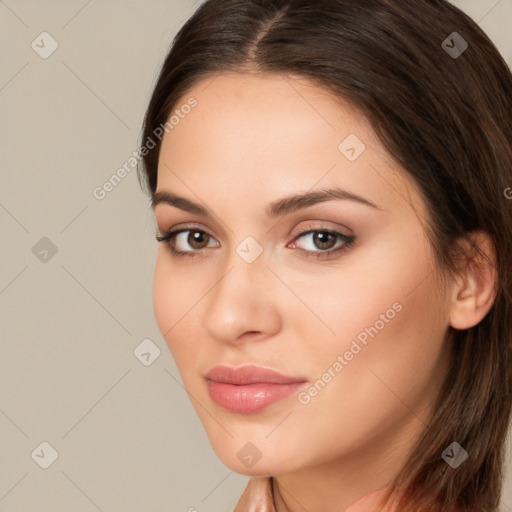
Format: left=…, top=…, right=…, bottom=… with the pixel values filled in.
left=206, top=436, right=296, bottom=477
left=218, top=456, right=284, bottom=477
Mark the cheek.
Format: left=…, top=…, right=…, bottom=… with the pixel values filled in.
left=292, top=252, right=448, bottom=440
left=153, top=254, right=209, bottom=393
left=301, top=223, right=440, bottom=354
left=310, top=290, right=446, bottom=437
left=287, top=227, right=447, bottom=404
left=152, top=252, right=198, bottom=353
left=277, top=254, right=431, bottom=366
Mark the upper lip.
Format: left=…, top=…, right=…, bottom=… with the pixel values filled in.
left=204, top=365, right=307, bottom=385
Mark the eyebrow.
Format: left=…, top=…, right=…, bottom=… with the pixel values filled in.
left=152, top=186, right=381, bottom=219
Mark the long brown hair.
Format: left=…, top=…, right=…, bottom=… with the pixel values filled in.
left=137, top=1, right=512, bottom=510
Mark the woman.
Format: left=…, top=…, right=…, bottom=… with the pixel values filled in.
left=137, top=0, right=512, bottom=510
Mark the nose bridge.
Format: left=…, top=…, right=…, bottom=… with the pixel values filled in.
left=202, top=239, right=278, bottom=342
left=212, top=240, right=267, bottom=311
left=218, top=234, right=268, bottom=296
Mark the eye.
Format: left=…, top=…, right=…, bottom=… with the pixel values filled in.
left=156, top=228, right=219, bottom=258
left=289, top=229, right=355, bottom=259
left=156, top=226, right=356, bottom=260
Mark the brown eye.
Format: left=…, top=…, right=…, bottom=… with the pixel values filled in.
left=156, top=228, right=220, bottom=257
left=311, top=231, right=337, bottom=250
left=291, top=229, right=355, bottom=260
left=188, top=230, right=211, bottom=249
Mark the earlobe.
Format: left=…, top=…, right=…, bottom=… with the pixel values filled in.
left=448, top=231, right=498, bottom=330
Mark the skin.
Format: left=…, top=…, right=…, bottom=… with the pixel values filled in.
left=151, top=72, right=496, bottom=512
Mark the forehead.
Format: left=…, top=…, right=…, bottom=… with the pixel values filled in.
left=156, top=72, right=427, bottom=221
left=165, top=71, right=375, bottom=152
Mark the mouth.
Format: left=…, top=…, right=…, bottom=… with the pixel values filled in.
left=204, top=365, right=308, bottom=414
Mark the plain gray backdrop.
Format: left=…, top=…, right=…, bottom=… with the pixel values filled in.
left=1, top=0, right=511, bottom=511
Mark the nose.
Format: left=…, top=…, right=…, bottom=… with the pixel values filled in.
left=201, top=248, right=282, bottom=345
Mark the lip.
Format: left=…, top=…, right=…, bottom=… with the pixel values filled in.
left=204, top=365, right=308, bottom=413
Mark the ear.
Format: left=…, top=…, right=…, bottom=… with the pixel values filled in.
left=449, top=231, right=498, bottom=330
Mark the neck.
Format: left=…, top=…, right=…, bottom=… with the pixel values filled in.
left=271, top=412, right=424, bottom=512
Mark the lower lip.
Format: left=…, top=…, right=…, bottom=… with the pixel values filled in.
left=207, top=380, right=306, bottom=413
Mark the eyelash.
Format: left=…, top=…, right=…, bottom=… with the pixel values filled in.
left=156, top=226, right=355, bottom=260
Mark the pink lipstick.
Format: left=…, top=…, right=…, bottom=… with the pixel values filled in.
left=205, top=365, right=307, bottom=413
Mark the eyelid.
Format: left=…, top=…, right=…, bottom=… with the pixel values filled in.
left=156, top=221, right=213, bottom=237
left=291, top=221, right=353, bottom=238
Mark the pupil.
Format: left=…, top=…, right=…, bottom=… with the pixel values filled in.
left=315, top=232, right=334, bottom=250
left=190, top=231, right=207, bottom=249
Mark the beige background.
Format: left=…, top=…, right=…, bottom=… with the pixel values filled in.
left=0, top=1, right=511, bottom=511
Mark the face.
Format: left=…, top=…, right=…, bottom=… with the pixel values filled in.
left=152, top=72, right=452, bottom=477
